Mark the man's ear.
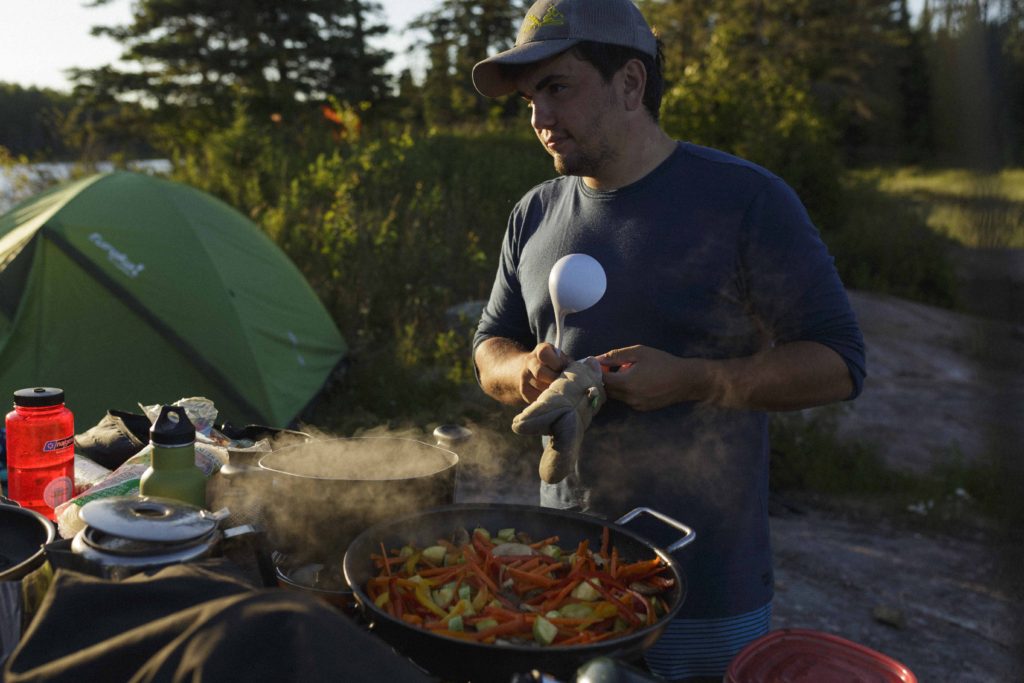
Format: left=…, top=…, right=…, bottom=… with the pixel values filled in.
left=620, top=58, right=647, bottom=111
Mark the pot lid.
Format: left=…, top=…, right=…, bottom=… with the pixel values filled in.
left=80, top=496, right=223, bottom=543
left=725, top=628, right=917, bottom=683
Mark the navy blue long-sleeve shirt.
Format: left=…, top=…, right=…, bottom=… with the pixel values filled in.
left=474, top=142, right=865, bottom=618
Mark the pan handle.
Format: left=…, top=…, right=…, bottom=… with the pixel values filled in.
left=615, top=507, right=696, bottom=553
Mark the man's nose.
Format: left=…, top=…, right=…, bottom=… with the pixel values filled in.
left=531, top=100, right=554, bottom=130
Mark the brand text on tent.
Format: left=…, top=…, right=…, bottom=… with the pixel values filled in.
left=89, top=232, right=146, bottom=278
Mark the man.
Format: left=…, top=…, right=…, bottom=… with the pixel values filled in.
left=470, top=0, right=866, bottom=680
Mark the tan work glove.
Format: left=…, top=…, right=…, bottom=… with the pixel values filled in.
left=511, top=358, right=606, bottom=484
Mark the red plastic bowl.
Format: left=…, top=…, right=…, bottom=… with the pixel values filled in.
left=725, top=628, right=917, bottom=683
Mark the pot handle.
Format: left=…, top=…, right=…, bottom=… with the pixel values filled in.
left=615, top=507, right=696, bottom=553
left=220, top=523, right=277, bottom=588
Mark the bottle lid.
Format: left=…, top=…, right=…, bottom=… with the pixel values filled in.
left=13, top=387, right=65, bottom=407
left=150, top=405, right=196, bottom=446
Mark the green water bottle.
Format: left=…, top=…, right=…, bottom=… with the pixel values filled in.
left=139, top=405, right=206, bottom=508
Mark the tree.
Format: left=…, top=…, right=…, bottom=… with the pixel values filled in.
left=0, top=83, right=73, bottom=158
left=925, top=0, right=1024, bottom=165
left=409, top=0, right=528, bottom=126
left=646, top=0, right=925, bottom=165
left=73, top=0, right=394, bottom=133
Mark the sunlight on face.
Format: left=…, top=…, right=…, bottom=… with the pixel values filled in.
left=515, top=52, right=623, bottom=180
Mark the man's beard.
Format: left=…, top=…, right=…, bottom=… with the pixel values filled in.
left=551, top=138, right=616, bottom=178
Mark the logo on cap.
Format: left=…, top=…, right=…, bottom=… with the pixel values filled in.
left=523, top=6, right=566, bottom=36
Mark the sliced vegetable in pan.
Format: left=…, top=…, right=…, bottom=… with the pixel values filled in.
left=366, top=525, right=674, bottom=647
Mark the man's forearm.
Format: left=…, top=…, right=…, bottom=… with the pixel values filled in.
left=701, top=341, right=854, bottom=411
left=474, top=337, right=532, bottom=406
left=601, top=340, right=856, bottom=413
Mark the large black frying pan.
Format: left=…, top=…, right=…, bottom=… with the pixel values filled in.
left=343, top=503, right=695, bottom=683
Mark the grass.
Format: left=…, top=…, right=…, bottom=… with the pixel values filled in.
left=867, top=166, right=1024, bottom=248
left=768, top=406, right=1023, bottom=536
left=826, top=171, right=961, bottom=308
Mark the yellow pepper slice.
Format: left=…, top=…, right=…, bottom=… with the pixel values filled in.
left=414, top=581, right=447, bottom=618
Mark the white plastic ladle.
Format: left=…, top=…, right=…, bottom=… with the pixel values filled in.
left=548, top=253, right=607, bottom=351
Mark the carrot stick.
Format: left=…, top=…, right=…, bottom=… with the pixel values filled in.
left=574, top=540, right=589, bottom=565
left=538, top=579, right=580, bottom=613
left=419, top=565, right=466, bottom=581
left=472, top=533, right=494, bottom=556
left=615, top=558, right=663, bottom=582
left=505, top=566, right=559, bottom=588
left=589, top=578, right=641, bottom=626
left=388, top=578, right=402, bottom=618
left=528, top=561, right=559, bottom=577
left=466, top=556, right=503, bottom=596
left=626, top=589, right=656, bottom=626
left=481, top=605, right=524, bottom=622
left=600, top=526, right=610, bottom=559
left=516, top=557, right=542, bottom=573
left=528, top=535, right=560, bottom=549
left=558, top=629, right=621, bottom=646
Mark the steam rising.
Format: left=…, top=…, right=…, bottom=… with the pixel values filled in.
left=211, top=420, right=538, bottom=565
left=211, top=403, right=742, bottom=571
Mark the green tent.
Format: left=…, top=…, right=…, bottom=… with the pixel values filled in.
left=0, top=171, right=346, bottom=429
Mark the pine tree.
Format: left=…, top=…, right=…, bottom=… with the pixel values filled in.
left=72, top=0, right=394, bottom=129
left=409, top=0, right=528, bottom=126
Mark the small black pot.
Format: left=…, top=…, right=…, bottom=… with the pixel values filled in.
left=0, top=498, right=56, bottom=582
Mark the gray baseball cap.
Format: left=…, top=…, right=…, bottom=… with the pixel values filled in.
left=472, top=0, right=657, bottom=98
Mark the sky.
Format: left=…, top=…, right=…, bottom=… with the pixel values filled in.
left=0, top=0, right=927, bottom=93
left=0, top=0, right=429, bottom=92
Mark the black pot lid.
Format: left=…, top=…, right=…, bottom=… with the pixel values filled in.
left=80, top=496, right=221, bottom=543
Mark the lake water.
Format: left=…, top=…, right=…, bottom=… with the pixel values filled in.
left=0, top=159, right=172, bottom=214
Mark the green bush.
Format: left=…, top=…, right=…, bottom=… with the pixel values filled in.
left=827, top=170, right=959, bottom=307
left=769, top=407, right=901, bottom=495
left=660, top=52, right=844, bottom=230
left=171, top=115, right=552, bottom=430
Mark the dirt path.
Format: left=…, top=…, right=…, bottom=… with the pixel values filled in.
left=769, top=500, right=1023, bottom=682
left=833, top=289, right=1024, bottom=475
left=771, top=282, right=1024, bottom=681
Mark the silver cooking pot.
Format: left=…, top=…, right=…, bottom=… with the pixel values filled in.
left=58, top=496, right=257, bottom=580
left=210, top=436, right=459, bottom=565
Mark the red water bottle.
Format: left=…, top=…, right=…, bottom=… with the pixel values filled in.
left=5, top=387, right=76, bottom=520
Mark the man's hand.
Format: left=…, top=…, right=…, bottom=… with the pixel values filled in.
left=520, top=343, right=569, bottom=403
left=475, top=338, right=569, bottom=405
left=597, top=345, right=707, bottom=411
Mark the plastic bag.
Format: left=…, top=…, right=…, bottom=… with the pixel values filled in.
left=54, top=442, right=228, bottom=539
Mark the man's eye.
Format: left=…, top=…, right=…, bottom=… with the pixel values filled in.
left=547, top=84, right=566, bottom=94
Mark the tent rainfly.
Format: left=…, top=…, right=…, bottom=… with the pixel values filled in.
left=0, top=172, right=347, bottom=429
